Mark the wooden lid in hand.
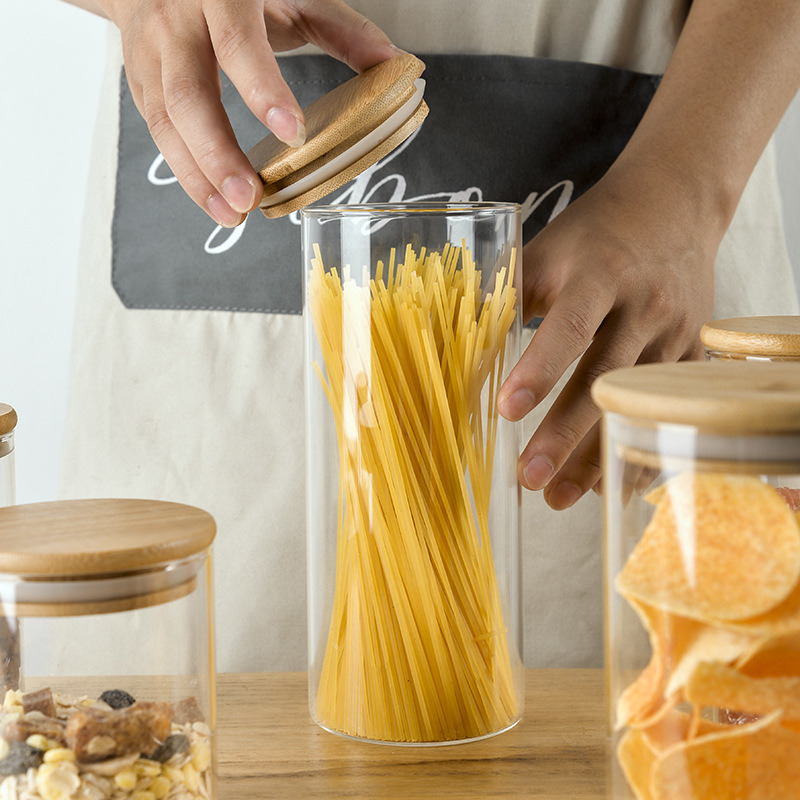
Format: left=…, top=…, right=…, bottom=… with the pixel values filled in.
left=247, top=53, right=428, bottom=218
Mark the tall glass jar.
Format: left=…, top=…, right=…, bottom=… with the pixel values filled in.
left=0, top=498, right=217, bottom=799
left=302, top=202, right=524, bottom=745
left=593, top=361, right=800, bottom=799
left=701, top=315, right=800, bottom=361
left=0, top=404, right=17, bottom=508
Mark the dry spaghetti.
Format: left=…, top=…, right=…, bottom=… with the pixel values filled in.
left=309, top=241, right=519, bottom=742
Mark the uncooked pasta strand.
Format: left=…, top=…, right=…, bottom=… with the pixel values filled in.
left=310, top=241, right=519, bottom=742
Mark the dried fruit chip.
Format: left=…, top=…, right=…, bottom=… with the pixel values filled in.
left=617, top=728, right=657, bottom=800
left=616, top=599, right=670, bottom=729
left=737, top=632, right=800, bottom=678
left=651, top=711, right=800, bottom=799
left=617, top=473, right=800, bottom=622
left=685, top=661, right=800, bottom=721
left=665, top=617, right=760, bottom=696
left=720, top=579, right=800, bottom=638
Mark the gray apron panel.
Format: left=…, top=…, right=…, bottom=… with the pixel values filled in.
left=111, top=54, right=659, bottom=314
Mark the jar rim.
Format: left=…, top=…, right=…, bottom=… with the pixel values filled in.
left=301, top=201, right=521, bottom=218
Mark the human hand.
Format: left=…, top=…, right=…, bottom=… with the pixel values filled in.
left=497, top=160, right=722, bottom=510
left=97, top=0, right=398, bottom=226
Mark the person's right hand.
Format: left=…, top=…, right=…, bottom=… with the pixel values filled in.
left=95, top=0, right=399, bottom=226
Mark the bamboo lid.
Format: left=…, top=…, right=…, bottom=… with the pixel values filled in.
left=0, top=404, right=17, bottom=436
left=247, top=53, right=428, bottom=218
left=0, top=499, right=216, bottom=616
left=700, top=316, right=800, bottom=357
left=0, top=404, right=16, bottom=459
left=591, top=361, right=800, bottom=433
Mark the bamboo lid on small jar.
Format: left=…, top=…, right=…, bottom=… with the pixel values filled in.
left=592, top=361, right=800, bottom=433
left=700, top=315, right=800, bottom=358
left=0, top=404, right=17, bottom=459
left=0, top=404, right=16, bottom=436
left=247, top=52, right=428, bottom=218
left=0, top=498, right=216, bottom=616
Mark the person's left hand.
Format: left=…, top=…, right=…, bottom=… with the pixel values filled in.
left=497, top=158, right=722, bottom=510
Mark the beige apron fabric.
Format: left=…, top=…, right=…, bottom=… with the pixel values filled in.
left=61, top=2, right=798, bottom=672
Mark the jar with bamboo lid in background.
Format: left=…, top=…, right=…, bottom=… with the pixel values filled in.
left=0, top=404, right=17, bottom=508
left=0, top=498, right=217, bottom=799
left=701, top=315, right=800, bottom=361
left=592, top=361, right=800, bottom=799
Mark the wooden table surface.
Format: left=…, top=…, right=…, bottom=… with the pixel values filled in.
left=216, top=669, right=610, bottom=799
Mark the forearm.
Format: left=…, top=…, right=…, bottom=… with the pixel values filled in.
left=58, top=0, right=108, bottom=18
left=612, top=0, right=800, bottom=235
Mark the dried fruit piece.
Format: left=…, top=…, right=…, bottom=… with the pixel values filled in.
left=3, top=712, right=66, bottom=745
left=617, top=473, right=800, bottom=622
left=148, top=733, right=190, bottom=763
left=98, top=690, right=136, bottom=710
left=170, top=697, right=204, bottom=725
left=0, top=740, right=45, bottom=776
left=65, top=701, right=172, bottom=762
left=22, top=688, right=56, bottom=717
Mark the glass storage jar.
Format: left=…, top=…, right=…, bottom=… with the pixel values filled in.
left=0, top=498, right=217, bottom=800
left=593, top=361, right=800, bottom=800
left=302, top=202, right=524, bottom=745
left=0, top=404, right=17, bottom=508
left=701, top=315, right=800, bottom=361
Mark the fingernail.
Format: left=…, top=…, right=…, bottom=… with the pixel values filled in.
left=222, top=175, right=258, bottom=214
left=521, top=454, right=554, bottom=490
left=207, top=192, right=244, bottom=228
left=548, top=481, right=583, bottom=510
left=499, top=388, right=536, bottom=421
left=266, top=107, right=306, bottom=148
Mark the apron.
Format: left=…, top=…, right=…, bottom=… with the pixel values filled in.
left=61, top=10, right=798, bottom=672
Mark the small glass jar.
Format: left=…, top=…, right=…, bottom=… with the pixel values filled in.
left=0, top=498, right=217, bottom=799
left=302, top=202, right=524, bottom=745
left=0, top=404, right=17, bottom=508
left=701, top=315, right=800, bottom=361
left=593, top=361, right=800, bottom=800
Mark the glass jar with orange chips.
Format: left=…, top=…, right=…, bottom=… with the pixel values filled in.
left=592, top=361, right=800, bottom=800
left=701, top=315, right=800, bottom=361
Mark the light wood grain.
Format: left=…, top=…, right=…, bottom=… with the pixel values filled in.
left=592, top=361, right=800, bottom=432
left=701, top=315, right=800, bottom=357
left=215, top=670, right=608, bottom=799
left=0, top=499, right=216, bottom=575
